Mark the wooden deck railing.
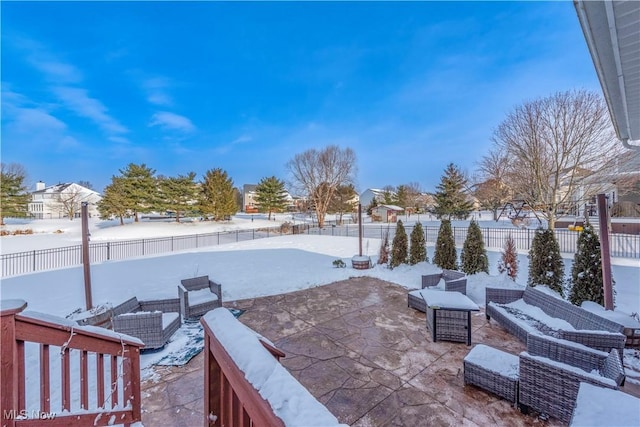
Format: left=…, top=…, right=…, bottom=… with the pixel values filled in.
left=1, top=299, right=143, bottom=427
left=202, top=317, right=286, bottom=427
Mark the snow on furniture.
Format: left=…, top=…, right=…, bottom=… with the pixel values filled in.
left=111, top=296, right=181, bottom=349
left=581, top=300, right=640, bottom=348
left=421, top=269, right=467, bottom=295
left=518, top=350, right=621, bottom=424
left=201, top=308, right=346, bottom=427
left=485, top=286, right=627, bottom=358
left=570, top=382, right=640, bottom=427
left=420, top=289, right=480, bottom=345
left=179, top=275, right=222, bottom=320
left=463, top=344, right=519, bottom=404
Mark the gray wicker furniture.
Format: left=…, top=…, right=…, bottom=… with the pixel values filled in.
left=179, top=276, right=222, bottom=320
left=486, top=286, right=626, bottom=358
left=420, top=289, right=479, bottom=345
left=464, top=344, right=519, bottom=404
left=422, top=269, right=467, bottom=295
left=518, top=349, right=622, bottom=424
left=111, top=296, right=181, bottom=350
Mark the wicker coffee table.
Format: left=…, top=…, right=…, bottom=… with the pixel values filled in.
left=419, top=289, right=479, bottom=345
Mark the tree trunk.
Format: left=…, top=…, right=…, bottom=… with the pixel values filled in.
left=119, top=215, right=124, bottom=226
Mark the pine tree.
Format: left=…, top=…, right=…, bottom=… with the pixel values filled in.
left=378, top=229, right=390, bottom=265
left=528, top=228, right=564, bottom=296
left=497, top=233, right=519, bottom=280
left=98, top=176, right=128, bottom=225
left=389, top=220, right=408, bottom=269
left=119, top=163, right=158, bottom=222
left=409, top=222, right=428, bottom=264
left=461, top=220, right=489, bottom=274
left=568, top=223, right=612, bottom=306
left=200, top=168, right=237, bottom=221
left=433, top=219, right=457, bottom=270
left=433, top=163, right=473, bottom=220
left=159, top=173, right=198, bottom=222
left=0, top=163, right=30, bottom=225
left=254, top=176, right=288, bottom=220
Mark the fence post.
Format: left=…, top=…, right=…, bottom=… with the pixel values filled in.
left=33, top=250, right=36, bottom=272
left=171, top=236, right=174, bottom=252
left=527, top=229, right=531, bottom=250
left=107, top=242, right=111, bottom=260
left=236, top=230, right=239, bottom=242
left=196, top=234, right=199, bottom=248
left=1, top=299, right=27, bottom=427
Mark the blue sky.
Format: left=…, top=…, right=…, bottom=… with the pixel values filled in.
left=2, top=1, right=603, bottom=194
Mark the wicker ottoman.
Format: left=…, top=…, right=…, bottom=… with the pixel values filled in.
left=408, top=290, right=427, bottom=312
left=464, top=344, right=519, bottom=404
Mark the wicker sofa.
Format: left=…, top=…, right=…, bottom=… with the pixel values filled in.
left=485, top=286, right=626, bottom=358
left=179, top=276, right=223, bottom=320
left=111, top=297, right=181, bottom=350
left=519, top=346, right=623, bottom=423
left=422, top=269, right=467, bottom=295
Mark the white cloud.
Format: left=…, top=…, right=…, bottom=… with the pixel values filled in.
left=53, top=86, right=128, bottom=135
left=149, top=111, right=196, bottom=133
left=143, top=77, right=173, bottom=106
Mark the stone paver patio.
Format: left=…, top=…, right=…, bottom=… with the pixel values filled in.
left=140, top=277, right=639, bottom=426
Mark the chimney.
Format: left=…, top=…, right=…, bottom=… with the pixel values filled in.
left=36, top=181, right=45, bottom=191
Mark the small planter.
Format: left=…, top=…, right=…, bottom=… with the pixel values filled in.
left=351, top=255, right=371, bottom=270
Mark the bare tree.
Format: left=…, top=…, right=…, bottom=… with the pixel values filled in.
left=492, top=90, right=620, bottom=229
left=56, top=184, right=89, bottom=220
left=286, top=145, right=357, bottom=228
left=473, top=150, right=512, bottom=220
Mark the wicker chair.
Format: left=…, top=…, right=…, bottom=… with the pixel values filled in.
left=111, top=296, right=181, bottom=350
left=421, top=269, right=467, bottom=295
left=179, top=276, right=223, bottom=320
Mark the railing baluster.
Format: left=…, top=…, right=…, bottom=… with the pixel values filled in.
left=81, top=350, right=89, bottom=410
left=41, top=344, right=51, bottom=412
left=97, top=353, right=105, bottom=408
left=111, top=354, right=118, bottom=408
left=17, top=340, right=26, bottom=413
left=62, top=348, right=71, bottom=411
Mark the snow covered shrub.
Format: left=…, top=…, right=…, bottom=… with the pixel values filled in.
left=497, top=233, right=519, bottom=280
left=433, top=219, right=457, bottom=270
left=378, top=229, right=390, bottom=265
left=568, top=223, right=614, bottom=306
left=461, top=220, right=488, bottom=274
left=389, top=220, right=408, bottom=269
left=527, top=228, right=564, bottom=296
left=409, top=222, right=428, bottom=265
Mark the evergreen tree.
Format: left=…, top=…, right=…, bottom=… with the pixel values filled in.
left=528, top=228, right=564, bottom=296
left=461, top=220, right=489, bottom=274
left=98, top=176, right=128, bottom=225
left=497, top=233, right=519, bottom=280
left=200, top=168, right=237, bottom=221
left=119, top=163, right=158, bottom=221
left=389, top=220, right=408, bottom=269
left=159, top=173, right=198, bottom=222
left=366, top=197, right=378, bottom=216
left=254, top=176, right=288, bottom=220
left=409, top=222, right=428, bottom=265
left=0, top=163, right=30, bottom=225
left=568, top=223, right=612, bottom=306
left=433, top=163, right=473, bottom=220
left=329, top=184, right=357, bottom=224
left=433, top=219, right=457, bottom=270
left=378, top=229, right=390, bottom=265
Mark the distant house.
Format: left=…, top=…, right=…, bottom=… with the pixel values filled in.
left=359, top=188, right=395, bottom=208
left=28, top=182, right=101, bottom=219
left=242, top=183, right=298, bottom=213
left=371, top=205, right=404, bottom=223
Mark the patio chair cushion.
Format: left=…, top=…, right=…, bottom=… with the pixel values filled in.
left=188, top=288, right=219, bottom=305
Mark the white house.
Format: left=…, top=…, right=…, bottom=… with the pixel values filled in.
left=359, top=188, right=394, bottom=208
left=28, top=182, right=102, bottom=219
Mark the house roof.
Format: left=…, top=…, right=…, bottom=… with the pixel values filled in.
left=574, top=0, right=640, bottom=146
left=32, top=182, right=99, bottom=196
left=375, top=204, right=404, bottom=212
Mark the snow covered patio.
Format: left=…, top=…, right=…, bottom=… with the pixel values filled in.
left=138, top=277, right=640, bottom=426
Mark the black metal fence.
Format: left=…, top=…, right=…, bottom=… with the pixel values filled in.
left=2, top=223, right=638, bottom=277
